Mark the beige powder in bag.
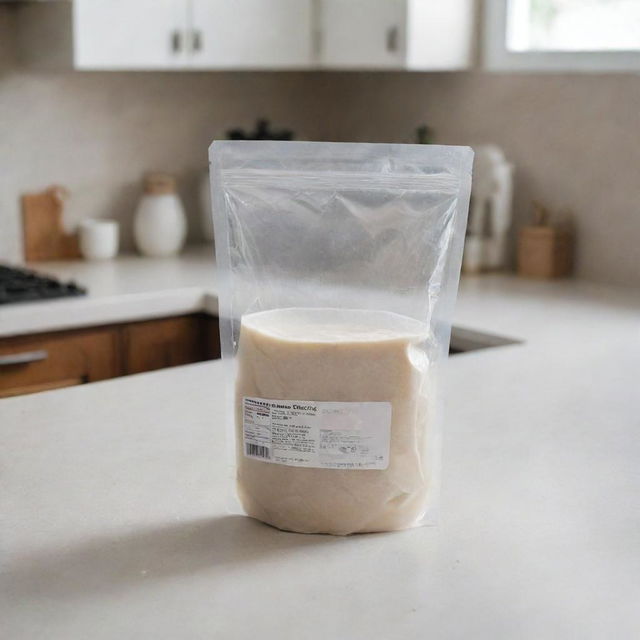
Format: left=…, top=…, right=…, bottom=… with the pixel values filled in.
left=235, top=307, right=430, bottom=535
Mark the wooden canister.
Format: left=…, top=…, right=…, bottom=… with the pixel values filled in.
left=518, top=225, right=573, bottom=278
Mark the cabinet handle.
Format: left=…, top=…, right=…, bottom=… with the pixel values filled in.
left=0, top=350, right=48, bottom=366
left=191, top=29, right=203, bottom=53
left=171, top=30, right=182, bottom=53
left=386, top=25, right=399, bottom=53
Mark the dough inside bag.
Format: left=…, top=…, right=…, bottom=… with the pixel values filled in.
left=235, top=308, right=430, bottom=535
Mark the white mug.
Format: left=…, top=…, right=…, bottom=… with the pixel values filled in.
left=79, top=219, right=119, bottom=261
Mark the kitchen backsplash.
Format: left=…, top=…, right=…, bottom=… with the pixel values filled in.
left=0, top=69, right=326, bottom=258
left=1, top=9, right=639, bottom=286
left=322, top=72, right=640, bottom=287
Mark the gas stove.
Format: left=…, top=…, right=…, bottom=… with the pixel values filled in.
left=0, top=265, right=87, bottom=305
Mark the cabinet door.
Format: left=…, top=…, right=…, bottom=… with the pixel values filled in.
left=74, top=0, right=188, bottom=70
left=319, top=0, right=406, bottom=69
left=405, top=0, right=473, bottom=70
left=189, top=0, right=313, bottom=69
left=123, top=315, right=213, bottom=375
left=0, top=328, right=121, bottom=398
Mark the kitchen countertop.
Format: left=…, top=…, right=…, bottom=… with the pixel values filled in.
left=1, top=244, right=635, bottom=342
left=1, top=275, right=639, bottom=638
left=0, top=245, right=218, bottom=338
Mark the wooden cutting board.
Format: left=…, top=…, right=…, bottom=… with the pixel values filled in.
left=21, top=186, right=81, bottom=261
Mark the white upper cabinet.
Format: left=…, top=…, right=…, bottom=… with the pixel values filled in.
left=73, top=0, right=312, bottom=70
left=319, top=0, right=407, bottom=69
left=405, top=0, right=474, bottom=70
left=189, top=0, right=313, bottom=69
left=22, top=0, right=474, bottom=71
left=319, top=0, right=474, bottom=70
left=74, top=0, right=188, bottom=70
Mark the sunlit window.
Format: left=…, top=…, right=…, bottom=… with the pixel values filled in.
left=507, top=0, right=640, bottom=52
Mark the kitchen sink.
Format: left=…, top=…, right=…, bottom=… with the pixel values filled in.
left=449, top=326, right=521, bottom=355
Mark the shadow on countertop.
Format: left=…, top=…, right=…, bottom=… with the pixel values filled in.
left=4, top=514, right=378, bottom=600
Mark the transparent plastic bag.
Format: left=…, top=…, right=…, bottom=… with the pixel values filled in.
left=210, top=140, right=473, bottom=535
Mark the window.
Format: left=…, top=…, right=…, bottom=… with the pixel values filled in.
left=485, top=0, right=640, bottom=70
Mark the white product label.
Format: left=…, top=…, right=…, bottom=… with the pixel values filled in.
left=242, top=397, right=391, bottom=470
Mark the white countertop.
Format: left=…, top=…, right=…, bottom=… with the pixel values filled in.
left=0, top=245, right=218, bottom=338
left=2, top=273, right=639, bottom=638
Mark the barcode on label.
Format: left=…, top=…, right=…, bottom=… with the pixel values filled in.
left=246, top=443, right=271, bottom=459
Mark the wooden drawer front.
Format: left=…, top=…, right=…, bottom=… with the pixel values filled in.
left=0, top=328, right=120, bottom=398
left=124, top=316, right=214, bottom=375
left=0, top=314, right=220, bottom=397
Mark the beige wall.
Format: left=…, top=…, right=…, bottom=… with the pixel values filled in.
left=321, top=72, right=640, bottom=286
left=0, top=69, right=325, bottom=260
left=2, top=8, right=639, bottom=285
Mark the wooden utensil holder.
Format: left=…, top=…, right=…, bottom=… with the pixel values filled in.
left=518, top=226, right=573, bottom=279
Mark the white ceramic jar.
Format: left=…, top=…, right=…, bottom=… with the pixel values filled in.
left=134, top=173, right=187, bottom=258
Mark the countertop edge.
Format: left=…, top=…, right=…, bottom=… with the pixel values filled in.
left=0, top=287, right=215, bottom=338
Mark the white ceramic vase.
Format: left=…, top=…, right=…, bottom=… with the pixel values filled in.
left=134, top=192, right=187, bottom=258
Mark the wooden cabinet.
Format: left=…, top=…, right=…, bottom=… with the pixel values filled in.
left=0, top=314, right=220, bottom=399
left=0, top=327, right=120, bottom=398
left=123, top=315, right=216, bottom=375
